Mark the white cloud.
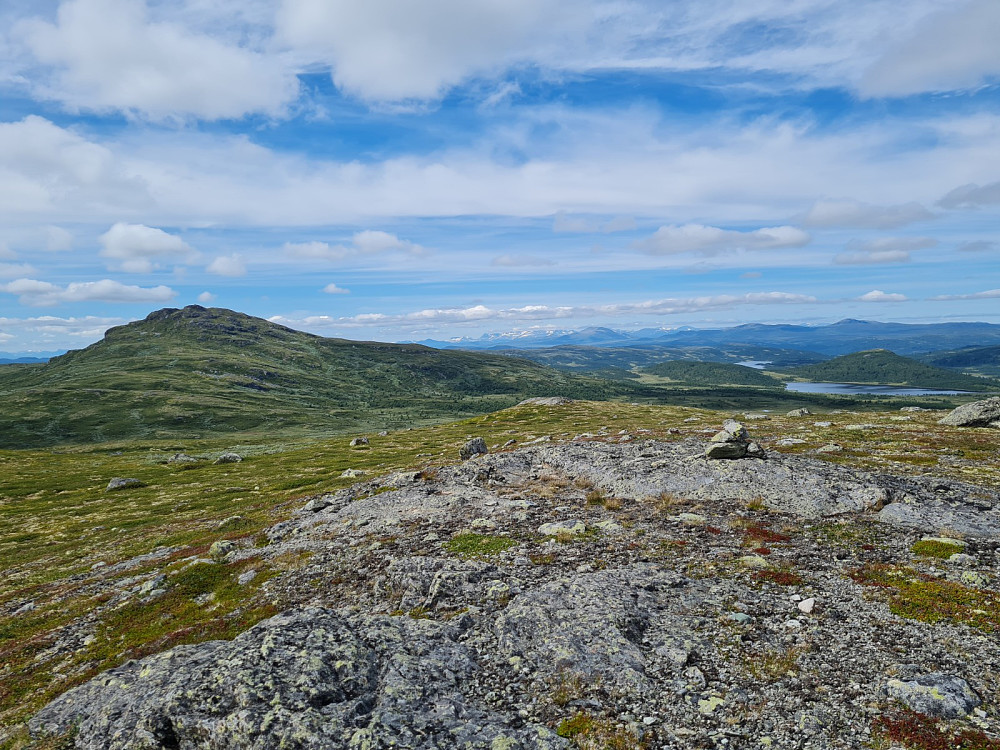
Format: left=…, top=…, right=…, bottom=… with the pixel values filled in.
left=206, top=253, right=247, bottom=277
left=284, top=231, right=425, bottom=261
left=0, top=277, right=176, bottom=306
left=833, top=250, right=911, bottom=265
left=798, top=199, right=933, bottom=229
left=322, top=283, right=350, bottom=294
left=0, top=116, right=149, bottom=218
left=957, top=240, right=997, bottom=252
left=857, top=290, right=907, bottom=302
left=276, top=0, right=572, bottom=101
left=0, top=314, right=126, bottom=350
left=19, top=0, right=298, bottom=120
left=99, top=222, right=196, bottom=272
left=860, top=0, right=1000, bottom=98
left=635, top=224, right=810, bottom=256
left=833, top=236, right=937, bottom=265
left=930, top=288, right=1000, bottom=302
left=272, top=291, right=820, bottom=330
left=197, top=291, right=216, bottom=303
left=0, top=262, right=38, bottom=278
left=491, top=254, right=554, bottom=267
left=938, top=180, right=1000, bottom=209
left=45, top=225, right=74, bottom=251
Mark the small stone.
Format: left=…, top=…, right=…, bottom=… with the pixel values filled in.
left=340, top=468, right=367, bottom=478
left=961, top=571, right=991, bottom=587
left=593, top=520, right=623, bottom=533
left=237, top=570, right=257, bottom=586
left=303, top=496, right=333, bottom=513
left=816, top=443, right=843, bottom=453
left=214, top=452, right=242, bottom=464
left=786, top=408, right=811, bottom=417
left=105, top=477, right=144, bottom=492
left=13, top=601, right=36, bottom=616
left=814, top=421, right=832, bottom=428
left=209, top=540, right=236, bottom=560
left=538, top=520, right=586, bottom=536
left=948, top=553, right=976, bottom=565
left=167, top=453, right=198, bottom=464
left=783, top=619, right=803, bottom=629
left=797, top=598, right=816, bottom=614
left=349, top=437, right=369, bottom=447
left=698, top=696, right=725, bottom=715
left=677, top=512, right=707, bottom=525
left=471, top=517, right=498, bottom=531
left=728, top=612, right=752, bottom=624
left=460, top=437, right=488, bottom=460
left=706, top=442, right=748, bottom=459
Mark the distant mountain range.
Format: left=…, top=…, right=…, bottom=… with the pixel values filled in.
left=417, top=319, right=1000, bottom=357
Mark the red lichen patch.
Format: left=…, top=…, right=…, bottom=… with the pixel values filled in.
left=873, top=708, right=1000, bottom=750
left=753, top=547, right=772, bottom=555
left=743, top=524, right=791, bottom=544
left=706, top=526, right=723, bottom=535
left=753, top=570, right=804, bottom=586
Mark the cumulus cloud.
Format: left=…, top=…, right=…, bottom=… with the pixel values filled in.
left=0, top=278, right=176, bottom=306
left=206, top=253, right=247, bottom=277
left=99, top=222, right=196, bottom=272
left=19, top=0, right=298, bottom=120
left=938, top=180, right=1000, bottom=209
left=284, top=231, right=425, bottom=262
left=491, top=254, right=554, bottom=267
left=857, top=290, right=907, bottom=302
left=635, top=224, right=810, bottom=256
left=322, top=283, right=350, bottom=294
left=798, top=199, right=933, bottom=229
left=276, top=0, right=571, bottom=101
left=860, top=0, right=1000, bottom=98
left=929, top=288, right=1000, bottom=302
left=553, top=212, right=637, bottom=233
left=197, top=291, right=216, bottom=303
left=271, top=291, right=820, bottom=330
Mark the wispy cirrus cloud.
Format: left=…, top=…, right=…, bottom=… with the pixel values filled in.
left=635, top=224, right=810, bottom=256
left=284, top=231, right=426, bottom=262
left=798, top=199, right=933, bottom=229
left=929, top=288, right=1000, bottom=302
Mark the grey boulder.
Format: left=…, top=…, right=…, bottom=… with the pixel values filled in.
left=883, top=673, right=981, bottom=719
left=939, top=397, right=1000, bottom=428
left=460, top=437, right=488, bottom=460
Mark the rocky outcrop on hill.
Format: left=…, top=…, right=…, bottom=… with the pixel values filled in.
left=940, top=396, right=1000, bottom=428
left=29, top=433, right=1000, bottom=749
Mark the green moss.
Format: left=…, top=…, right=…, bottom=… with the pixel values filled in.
left=443, top=533, right=517, bottom=559
left=555, top=712, right=643, bottom=748
left=850, top=564, right=1000, bottom=632
left=910, top=539, right=965, bottom=559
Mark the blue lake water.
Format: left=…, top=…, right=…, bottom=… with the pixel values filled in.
left=784, top=382, right=974, bottom=396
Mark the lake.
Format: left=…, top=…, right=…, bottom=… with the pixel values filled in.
left=784, top=382, right=975, bottom=396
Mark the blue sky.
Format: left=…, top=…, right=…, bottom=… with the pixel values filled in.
left=1, top=0, right=999, bottom=352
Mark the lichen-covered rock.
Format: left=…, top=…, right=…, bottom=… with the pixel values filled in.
left=208, top=540, right=236, bottom=559
left=350, top=436, right=369, bottom=447
left=883, top=673, right=981, bottom=718
left=213, top=452, right=242, bottom=464
left=939, top=397, right=1000, bottom=427
left=461, top=437, right=488, bottom=460
left=29, top=608, right=567, bottom=750
left=105, top=477, right=144, bottom=492
left=538, top=519, right=586, bottom=536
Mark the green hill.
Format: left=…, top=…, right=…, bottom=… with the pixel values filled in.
left=787, top=349, right=1000, bottom=391
left=0, top=306, right=629, bottom=448
left=641, top=360, right=784, bottom=387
